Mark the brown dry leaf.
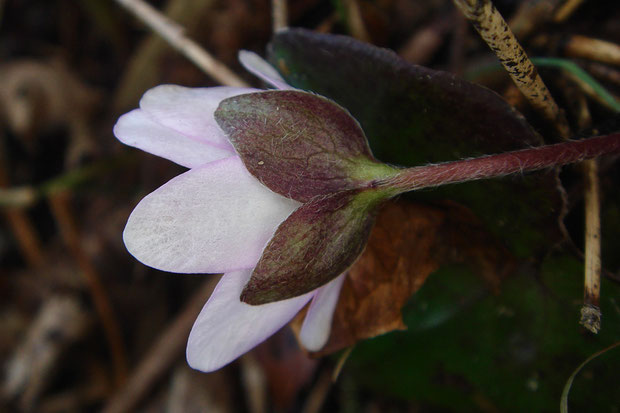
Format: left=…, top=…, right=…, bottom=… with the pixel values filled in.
left=292, top=200, right=515, bottom=356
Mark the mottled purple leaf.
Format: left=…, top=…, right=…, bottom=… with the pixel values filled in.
left=241, top=189, right=382, bottom=305
left=215, top=90, right=395, bottom=203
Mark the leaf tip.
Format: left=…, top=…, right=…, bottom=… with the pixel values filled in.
left=240, top=281, right=279, bottom=306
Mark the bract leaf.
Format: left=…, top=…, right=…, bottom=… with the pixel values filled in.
left=241, top=189, right=382, bottom=305
left=215, top=90, right=396, bottom=203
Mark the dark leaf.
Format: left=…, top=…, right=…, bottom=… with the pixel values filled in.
left=215, top=90, right=395, bottom=203
left=349, top=255, right=620, bottom=412
left=241, top=189, right=382, bottom=304
left=268, top=28, right=564, bottom=258
left=268, top=28, right=542, bottom=167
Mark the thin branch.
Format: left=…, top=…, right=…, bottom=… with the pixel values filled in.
left=563, top=35, right=620, bottom=67
left=114, top=0, right=248, bottom=87
left=580, top=159, right=602, bottom=333
left=452, top=0, right=571, bottom=138
left=101, top=278, right=219, bottom=413
left=509, top=0, right=561, bottom=39
left=0, top=143, right=44, bottom=267
left=301, top=368, right=333, bottom=413
left=342, top=0, right=370, bottom=42
left=554, top=0, right=586, bottom=23
left=48, top=192, right=128, bottom=389
left=271, top=0, right=288, bottom=32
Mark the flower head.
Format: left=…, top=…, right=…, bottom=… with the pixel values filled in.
left=114, top=52, right=345, bottom=372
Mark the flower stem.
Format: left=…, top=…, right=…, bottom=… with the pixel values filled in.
left=382, top=133, right=620, bottom=193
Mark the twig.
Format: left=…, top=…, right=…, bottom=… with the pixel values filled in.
left=0, top=145, right=44, bottom=267
left=113, top=0, right=219, bottom=109
left=509, top=0, right=561, bottom=39
left=271, top=0, right=288, bottom=32
left=581, top=61, right=620, bottom=88
left=332, top=346, right=353, bottom=381
left=580, top=159, right=602, bottom=334
left=449, top=12, right=467, bottom=75
left=342, top=0, right=370, bottom=42
left=301, top=368, right=333, bottom=413
left=398, top=16, right=452, bottom=65
left=563, top=35, right=620, bottom=67
left=101, top=278, right=219, bottom=413
left=48, top=192, right=128, bottom=389
left=452, top=0, right=571, bottom=138
left=566, top=87, right=603, bottom=334
left=240, top=354, right=267, bottom=413
left=554, top=0, right=586, bottom=23
left=114, top=0, right=248, bottom=87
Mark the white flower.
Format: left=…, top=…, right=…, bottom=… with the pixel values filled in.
left=113, top=52, right=344, bottom=372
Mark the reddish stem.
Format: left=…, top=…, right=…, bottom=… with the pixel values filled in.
left=383, top=133, right=620, bottom=192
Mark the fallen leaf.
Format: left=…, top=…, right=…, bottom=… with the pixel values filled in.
left=253, top=328, right=318, bottom=410
left=291, top=200, right=515, bottom=356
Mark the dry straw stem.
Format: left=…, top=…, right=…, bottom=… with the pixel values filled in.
left=452, top=0, right=570, bottom=138
left=570, top=95, right=602, bottom=334
left=508, top=0, right=561, bottom=39
left=48, top=192, right=128, bottom=388
left=301, top=368, right=333, bottom=413
left=399, top=16, right=452, bottom=65
left=582, top=61, right=620, bottom=88
left=554, top=0, right=585, bottom=22
left=342, top=0, right=370, bottom=42
left=580, top=159, right=602, bottom=334
left=114, top=0, right=248, bottom=87
left=102, top=278, right=219, bottom=413
left=272, top=0, right=288, bottom=32
left=113, top=0, right=219, bottom=109
left=0, top=148, right=43, bottom=267
left=563, top=35, right=620, bottom=67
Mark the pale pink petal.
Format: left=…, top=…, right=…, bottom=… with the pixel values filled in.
left=299, top=273, right=346, bottom=351
left=238, top=50, right=293, bottom=90
left=187, top=269, right=314, bottom=372
left=123, top=157, right=300, bottom=274
left=113, top=109, right=234, bottom=168
left=139, top=84, right=259, bottom=148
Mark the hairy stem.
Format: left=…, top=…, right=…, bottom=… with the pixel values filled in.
left=381, top=133, right=620, bottom=193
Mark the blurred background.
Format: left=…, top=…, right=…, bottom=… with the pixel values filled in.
left=1, top=0, right=619, bottom=412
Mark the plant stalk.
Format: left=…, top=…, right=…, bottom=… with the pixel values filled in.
left=580, top=159, right=602, bottom=333
left=381, top=133, right=620, bottom=193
